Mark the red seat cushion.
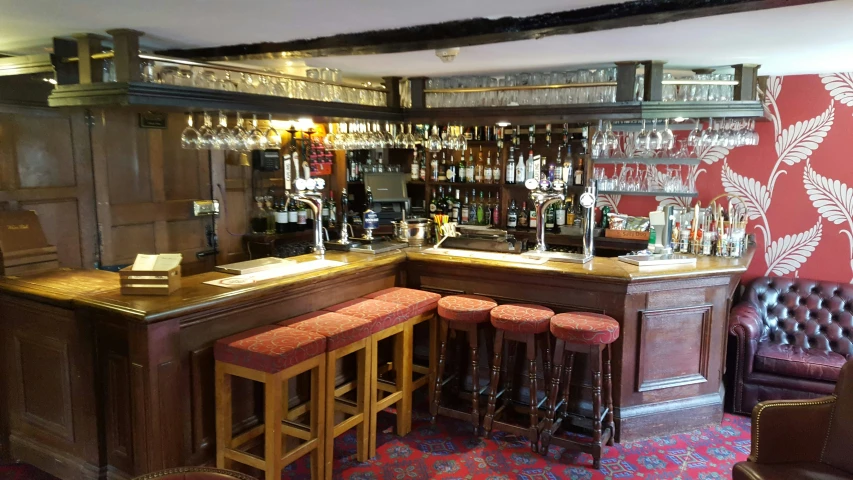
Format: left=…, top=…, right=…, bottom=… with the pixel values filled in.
left=754, top=342, right=846, bottom=382
left=279, top=311, right=373, bottom=351
left=490, top=304, right=554, bottom=334
left=364, top=287, right=440, bottom=317
left=214, top=325, right=326, bottom=373
left=550, top=312, right=620, bottom=345
left=438, top=294, right=497, bottom=323
left=324, top=298, right=411, bottom=334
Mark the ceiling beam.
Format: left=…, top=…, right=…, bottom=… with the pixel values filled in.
left=156, top=0, right=829, bottom=62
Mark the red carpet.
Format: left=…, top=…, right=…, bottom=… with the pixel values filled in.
left=1, top=411, right=751, bottom=479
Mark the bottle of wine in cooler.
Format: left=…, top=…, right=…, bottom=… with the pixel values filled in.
left=507, top=199, right=518, bottom=228
left=506, top=147, right=516, bottom=184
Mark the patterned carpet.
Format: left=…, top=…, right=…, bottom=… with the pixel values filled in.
left=1, top=410, right=751, bottom=480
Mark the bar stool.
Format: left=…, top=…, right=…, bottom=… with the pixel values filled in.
left=431, top=294, right=498, bottom=434
left=483, top=304, right=554, bottom=452
left=323, top=298, right=412, bottom=458
left=215, top=325, right=327, bottom=480
left=363, top=287, right=441, bottom=414
left=540, top=312, right=619, bottom=468
left=278, top=311, right=374, bottom=479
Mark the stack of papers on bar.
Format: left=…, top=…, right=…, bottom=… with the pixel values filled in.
left=131, top=253, right=182, bottom=271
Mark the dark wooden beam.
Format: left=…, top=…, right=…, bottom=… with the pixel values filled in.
left=642, top=60, right=665, bottom=102
left=383, top=76, right=401, bottom=108
left=72, top=33, right=104, bottom=84
left=107, top=29, right=143, bottom=82
left=615, top=61, right=639, bottom=102
left=156, top=0, right=829, bottom=61
left=733, top=64, right=760, bottom=101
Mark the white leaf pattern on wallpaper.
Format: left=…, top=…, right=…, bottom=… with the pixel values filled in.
left=820, top=73, right=853, bottom=111
left=803, top=161, right=853, bottom=281
left=597, top=193, right=621, bottom=212
left=765, top=76, right=783, bottom=137
left=769, top=102, right=834, bottom=191
left=721, top=161, right=772, bottom=245
left=697, top=144, right=730, bottom=165
left=764, top=219, right=823, bottom=276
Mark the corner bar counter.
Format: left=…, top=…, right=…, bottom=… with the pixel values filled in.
left=0, top=248, right=752, bottom=480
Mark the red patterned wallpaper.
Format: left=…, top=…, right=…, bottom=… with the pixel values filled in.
left=600, top=74, right=853, bottom=284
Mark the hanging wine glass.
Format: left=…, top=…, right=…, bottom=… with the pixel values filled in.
left=591, top=119, right=606, bottom=159
left=427, top=125, right=442, bottom=152
left=635, top=119, right=650, bottom=155
left=246, top=114, right=267, bottom=150
left=230, top=112, right=249, bottom=152
left=687, top=118, right=702, bottom=149
left=660, top=118, right=675, bottom=156
left=400, top=123, right=417, bottom=150
left=181, top=113, right=200, bottom=150
left=265, top=114, right=281, bottom=149
left=371, top=123, right=386, bottom=149
left=700, top=118, right=716, bottom=148
left=394, top=123, right=406, bottom=148
left=198, top=112, right=216, bottom=150
left=454, top=125, right=467, bottom=152
left=213, top=111, right=233, bottom=151
left=648, top=118, right=662, bottom=155
left=383, top=123, right=396, bottom=147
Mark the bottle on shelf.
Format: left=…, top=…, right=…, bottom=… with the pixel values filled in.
left=429, top=188, right=438, bottom=219
left=555, top=146, right=563, bottom=182
left=446, top=152, right=456, bottom=182
left=507, top=199, right=518, bottom=228
left=438, top=151, right=448, bottom=181
left=321, top=194, right=331, bottom=228
left=264, top=196, right=275, bottom=234
left=460, top=190, right=470, bottom=225
left=466, top=149, right=475, bottom=183
left=515, top=149, right=526, bottom=184
left=526, top=149, right=536, bottom=181
left=555, top=199, right=567, bottom=227
left=573, top=201, right=583, bottom=227
left=419, top=151, right=426, bottom=181
left=275, top=197, right=289, bottom=234
left=545, top=203, right=556, bottom=229
left=518, top=201, right=529, bottom=229
left=458, top=150, right=467, bottom=183
left=474, top=147, right=484, bottom=183
left=476, top=191, right=485, bottom=225
left=574, top=156, right=584, bottom=186
left=327, top=191, right=337, bottom=230
left=287, top=197, right=298, bottom=232
left=451, top=189, right=461, bottom=222
left=562, top=145, right=573, bottom=185
left=430, top=153, right=439, bottom=181
left=484, top=151, right=493, bottom=184
left=493, top=151, right=501, bottom=185
left=545, top=123, right=552, bottom=147
left=506, top=147, right=516, bottom=185
left=410, top=150, right=419, bottom=180
left=529, top=201, right=538, bottom=229
left=376, top=152, right=385, bottom=173
left=491, top=192, right=501, bottom=226
left=444, top=188, right=454, bottom=215
left=468, top=189, right=477, bottom=224
left=250, top=197, right=267, bottom=234
left=297, top=201, right=308, bottom=232
left=548, top=161, right=556, bottom=183
left=566, top=197, right=576, bottom=226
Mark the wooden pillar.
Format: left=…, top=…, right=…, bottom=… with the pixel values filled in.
left=410, top=77, right=427, bottom=109
left=71, top=33, right=104, bottom=84
left=733, top=64, right=760, bottom=101
left=107, top=29, right=143, bottom=82
left=383, top=76, right=401, bottom=108
left=52, top=37, right=79, bottom=85
left=614, top=61, right=638, bottom=102
left=641, top=61, right=665, bottom=102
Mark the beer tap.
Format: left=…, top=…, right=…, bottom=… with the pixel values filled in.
left=525, top=177, right=565, bottom=254
left=285, top=177, right=326, bottom=255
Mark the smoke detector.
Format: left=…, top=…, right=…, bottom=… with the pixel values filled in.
left=435, top=48, right=460, bottom=63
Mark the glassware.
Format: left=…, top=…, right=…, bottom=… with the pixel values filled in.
left=198, top=112, right=215, bottom=150
left=591, top=120, right=606, bottom=159
left=246, top=114, right=267, bottom=150
left=213, top=111, right=233, bottom=151
left=687, top=118, right=702, bottom=149
left=660, top=118, right=675, bottom=154
left=180, top=114, right=200, bottom=150
left=265, top=114, right=281, bottom=149
left=635, top=119, right=650, bottom=155
left=230, top=113, right=249, bottom=152
left=427, top=125, right=442, bottom=152
left=648, top=119, right=662, bottom=154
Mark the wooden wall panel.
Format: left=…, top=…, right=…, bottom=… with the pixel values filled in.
left=111, top=224, right=156, bottom=266
left=0, top=104, right=96, bottom=269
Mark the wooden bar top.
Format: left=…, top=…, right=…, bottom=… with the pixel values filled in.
left=0, top=247, right=753, bottom=323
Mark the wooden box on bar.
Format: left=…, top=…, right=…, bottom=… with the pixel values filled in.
left=605, top=229, right=650, bottom=241
left=119, top=265, right=181, bottom=296
left=0, top=210, right=60, bottom=276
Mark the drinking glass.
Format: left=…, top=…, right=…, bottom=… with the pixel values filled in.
left=246, top=115, right=267, bottom=150
left=198, top=113, right=215, bottom=150
left=180, top=114, right=200, bottom=150
left=265, top=114, right=281, bottom=149
left=219, top=72, right=238, bottom=92
left=648, top=119, right=662, bottom=154
left=591, top=120, right=606, bottom=159
left=660, top=118, right=675, bottom=155
left=687, top=119, right=702, bottom=149
left=230, top=113, right=249, bottom=152
left=636, top=120, right=650, bottom=154
left=213, top=112, right=233, bottom=151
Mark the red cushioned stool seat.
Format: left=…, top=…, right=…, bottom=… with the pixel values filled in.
left=279, top=311, right=373, bottom=351
left=550, top=312, right=620, bottom=345
left=214, top=325, right=326, bottom=373
left=490, top=304, right=555, bottom=334
left=438, top=294, right=498, bottom=323
left=324, top=298, right=411, bottom=334
left=364, top=287, right=440, bottom=316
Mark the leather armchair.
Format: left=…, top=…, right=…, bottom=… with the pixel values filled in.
left=131, top=467, right=256, bottom=480
left=733, top=360, right=853, bottom=479
left=728, top=277, right=853, bottom=414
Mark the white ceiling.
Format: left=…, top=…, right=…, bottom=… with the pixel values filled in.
left=1, top=0, right=851, bottom=78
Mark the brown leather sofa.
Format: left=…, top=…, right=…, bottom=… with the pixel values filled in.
left=728, top=276, right=853, bottom=415
left=131, top=467, right=256, bottom=480
left=733, top=360, right=853, bottom=479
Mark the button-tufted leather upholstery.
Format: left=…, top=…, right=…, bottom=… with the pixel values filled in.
left=728, top=276, right=853, bottom=415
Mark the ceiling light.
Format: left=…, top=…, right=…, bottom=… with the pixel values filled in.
left=673, top=117, right=687, bottom=123
left=496, top=122, right=511, bottom=127
left=42, top=77, right=57, bottom=84
left=284, top=60, right=293, bottom=67
left=435, top=47, right=460, bottom=63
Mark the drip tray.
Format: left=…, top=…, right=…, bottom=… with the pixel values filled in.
left=349, top=242, right=407, bottom=254
left=521, top=251, right=592, bottom=264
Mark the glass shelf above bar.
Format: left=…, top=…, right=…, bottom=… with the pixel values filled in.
left=593, top=157, right=701, bottom=165
left=599, top=190, right=698, bottom=198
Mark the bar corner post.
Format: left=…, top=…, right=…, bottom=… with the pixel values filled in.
left=733, top=64, right=760, bottom=101
left=106, top=28, right=143, bottom=82
left=614, top=61, right=638, bottom=102
left=409, top=77, right=428, bottom=109
left=70, top=33, right=104, bottom=84
left=641, top=60, right=665, bottom=102
left=383, top=76, right=402, bottom=108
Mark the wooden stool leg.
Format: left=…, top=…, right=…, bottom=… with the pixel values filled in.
left=451, top=329, right=465, bottom=398
left=214, top=363, right=232, bottom=470
left=368, top=337, right=379, bottom=458
left=590, top=346, right=603, bottom=470
left=323, top=353, right=337, bottom=480
left=482, top=329, right=504, bottom=433
left=397, top=325, right=413, bottom=436
left=311, top=358, right=327, bottom=480
left=559, top=351, right=575, bottom=418
left=603, top=343, right=615, bottom=446
left=539, top=333, right=552, bottom=391
left=356, top=342, right=372, bottom=462
left=430, top=319, right=449, bottom=422
left=468, top=325, right=480, bottom=435
left=427, top=313, right=439, bottom=407
left=540, top=339, right=565, bottom=454
left=501, top=339, right=519, bottom=414
left=526, top=334, right=539, bottom=453
left=264, top=372, right=283, bottom=480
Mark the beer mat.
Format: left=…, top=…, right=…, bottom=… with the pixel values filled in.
left=204, top=259, right=345, bottom=288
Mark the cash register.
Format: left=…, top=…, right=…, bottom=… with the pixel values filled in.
left=363, top=172, right=409, bottom=225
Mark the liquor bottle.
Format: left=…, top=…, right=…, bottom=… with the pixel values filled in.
left=468, top=189, right=477, bottom=224
left=566, top=198, right=576, bottom=226
left=506, top=147, right=516, bottom=185
left=555, top=199, right=567, bottom=227
left=574, top=156, right=584, bottom=186
left=466, top=149, right=475, bottom=183
left=529, top=202, right=538, bottom=229
left=429, top=188, right=439, bottom=219
left=554, top=146, right=563, bottom=183
left=476, top=191, right=485, bottom=225
left=518, top=201, right=529, bottom=229
left=436, top=186, right=445, bottom=215
left=438, top=151, right=448, bottom=181
left=376, top=152, right=384, bottom=173
left=545, top=204, right=556, bottom=229
left=485, top=192, right=493, bottom=226
left=446, top=152, right=456, bottom=182
left=410, top=150, right=419, bottom=180
left=265, top=196, right=276, bottom=233
left=444, top=188, right=454, bottom=215
left=275, top=197, right=289, bottom=234
left=526, top=149, right=535, bottom=181
left=528, top=125, right=536, bottom=146
left=493, top=152, right=502, bottom=184
left=545, top=123, right=552, bottom=147
left=458, top=151, right=467, bottom=183
left=460, top=191, right=470, bottom=225
left=419, top=152, right=426, bottom=181
left=475, top=147, right=484, bottom=183
left=451, top=189, right=461, bottom=222
left=327, top=191, right=337, bottom=230
left=287, top=197, right=298, bottom=232
left=430, top=153, right=439, bottom=181
left=562, top=145, right=573, bottom=185
left=491, top=192, right=501, bottom=226
left=297, top=202, right=308, bottom=232
left=507, top=199, right=518, bottom=228
left=548, top=162, right=556, bottom=183
left=484, top=151, right=493, bottom=184
left=515, top=150, right=526, bottom=184
left=321, top=194, right=331, bottom=228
